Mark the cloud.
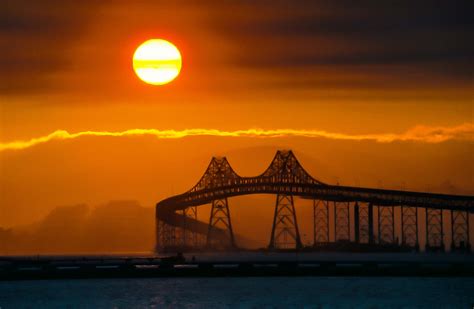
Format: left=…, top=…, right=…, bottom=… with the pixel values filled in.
left=1, top=123, right=472, bottom=152
left=209, top=1, right=474, bottom=86
left=1, top=0, right=101, bottom=94
left=1, top=0, right=473, bottom=96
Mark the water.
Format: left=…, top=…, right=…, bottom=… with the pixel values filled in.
left=1, top=277, right=473, bottom=308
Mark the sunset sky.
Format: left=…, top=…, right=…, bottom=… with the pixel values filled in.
left=1, top=1, right=473, bottom=249
left=2, top=1, right=472, bottom=138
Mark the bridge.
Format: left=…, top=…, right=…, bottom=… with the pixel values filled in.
left=155, top=150, right=473, bottom=253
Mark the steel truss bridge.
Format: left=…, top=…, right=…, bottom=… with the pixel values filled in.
left=156, top=150, right=473, bottom=253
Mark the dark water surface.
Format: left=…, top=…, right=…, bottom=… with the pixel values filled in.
left=1, top=277, right=473, bottom=308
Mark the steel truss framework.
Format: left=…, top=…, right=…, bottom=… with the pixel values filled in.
left=426, top=208, right=444, bottom=251
left=269, top=194, right=302, bottom=249
left=401, top=206, right=419, bottom=248
left=357, top=202, right=370, bottom=244
left=183, top=206, right=199, bottom=248
left=207, top=198, right=235, bottom=249
left=451, top=210, right=470, bottom=251
left=335, top=202, right=350, bottom=241
left=313, top=200, right=330, bottom=244
left=155, top=150, right=473, bottom=252
left=378, top=206, right=395, bottom=244
left=156, top=219, right=177, bottom=251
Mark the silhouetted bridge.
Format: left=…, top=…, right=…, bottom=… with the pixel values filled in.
left=156, top=150, right=473, bottom=253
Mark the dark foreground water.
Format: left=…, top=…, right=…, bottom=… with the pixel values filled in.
left=1, top=277, right=473, bottom=308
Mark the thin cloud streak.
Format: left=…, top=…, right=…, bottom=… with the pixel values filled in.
left=1, top=123, right=473, bottom=152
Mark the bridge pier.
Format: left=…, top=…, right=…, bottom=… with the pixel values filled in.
left=354, top=202, right=360, bottom=243
left=156, top=219, right=178, bottom=252
left=425, top=208, right=444, bottom=252
left=269, top=194, right=302, bottom=249
left=376, top=205, right=380, bottom=244
left=334, top=201, right=350, bottom=242
left=183, top=206, right=199, bottom=249
left=368, top=203, right=374, bottom=244
left=313, top=200, right=330, bottom=246
left=378, top=206, right=395, bottom=244
left=451, top=210, right=470, bottom=252
left=207, top=198, right=236, bottom=249
left=358, top=202, right=371, bottom=244
left=155, top=218, right=161, bottom=252
left=401, top=206, right=419, bottom=250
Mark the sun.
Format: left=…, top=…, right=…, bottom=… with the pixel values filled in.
left=133, top=39, right=182, bottom=85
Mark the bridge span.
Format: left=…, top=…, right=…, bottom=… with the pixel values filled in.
left=155, top=150, right=473, bottom=253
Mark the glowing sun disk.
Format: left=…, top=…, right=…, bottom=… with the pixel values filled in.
left=133, top=39, right=182, bottom=85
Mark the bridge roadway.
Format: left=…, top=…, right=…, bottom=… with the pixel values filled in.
left=155, top=150, right=474, bottom=242
left=157, top=182, right=474, bottom=227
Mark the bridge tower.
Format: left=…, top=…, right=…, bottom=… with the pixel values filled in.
left=207, top=197, right=236, bottom=249
left=313, top=200, right=330, bottom=245
left=451, top=210, right=470, bottom=252
left=269, top=194, right=302, bottom=249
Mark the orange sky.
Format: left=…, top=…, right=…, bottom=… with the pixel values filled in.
left=1, top=1, right=473, bottom=236
left=2, top=1, right=473, bottom=138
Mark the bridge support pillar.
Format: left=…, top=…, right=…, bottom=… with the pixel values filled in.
left=425, top=208, right=444, bottom=252
left=335, top=202, right=350, bottom=242
left=451, top=210, right=470, bottom=252
left=401, top=206, right=419, bottom=250
left=358, top=203, right=371, bottom=244
left=368, top=203, right=374, bottom=244
left=183, top=206, right=199, bottom=249
left=313, top=200, right=330, bottom=246
left=354, top=202, right=360, bottom=243
left=269, top=194, right=302, bottom=249
left=155, top=218, right=161, bottom=253
left=378, top=206, right=395, bottom=244
left=156, top=219, right=177, bottom=252
left=207, top=198, right=236, bottom=249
